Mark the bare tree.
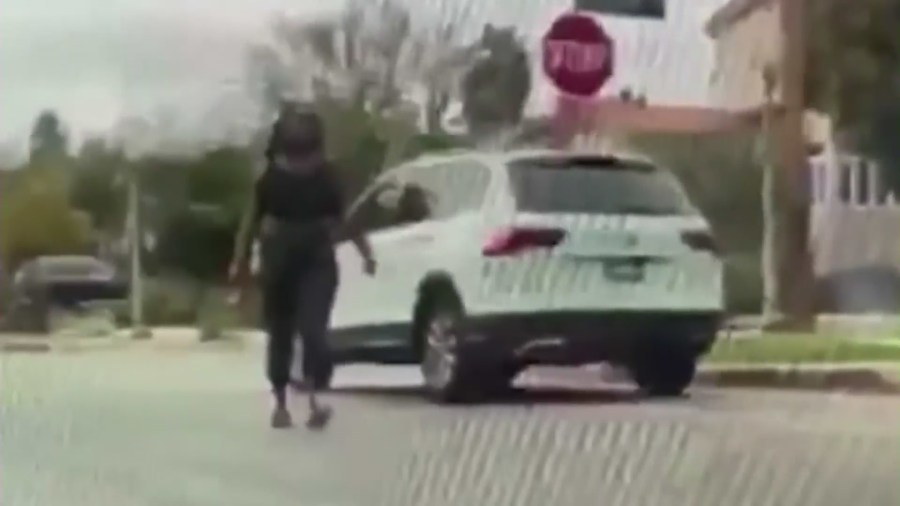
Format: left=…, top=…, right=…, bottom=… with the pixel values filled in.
left=246, top=0, right=479, bottom=133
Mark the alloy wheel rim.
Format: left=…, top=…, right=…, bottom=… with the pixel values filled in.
left=423, top=314, right=458, bottom=390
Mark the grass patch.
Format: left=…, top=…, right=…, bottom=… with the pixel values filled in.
left=706, top=334, right=900, bottom=364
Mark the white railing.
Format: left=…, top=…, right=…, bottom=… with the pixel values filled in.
left=807, top=152, right=900, bottom=277
left=808, top=153, right=899, bottom=209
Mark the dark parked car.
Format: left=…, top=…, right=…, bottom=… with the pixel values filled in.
left=6, top=255, right=128, bottom=333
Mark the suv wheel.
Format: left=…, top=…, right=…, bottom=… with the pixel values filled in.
left=417, top=290, right=479, bottom=403
left=481, top=361, right=524, bottom=396
left=628, top=343, right=697, bottom=397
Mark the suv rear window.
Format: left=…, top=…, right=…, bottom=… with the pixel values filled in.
left=507, top=156, right=695, bottom=215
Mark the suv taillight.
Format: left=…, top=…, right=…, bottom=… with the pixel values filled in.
left=681, top=230, right=719, bottom=255
left=482, top=226, right=567, bottom=257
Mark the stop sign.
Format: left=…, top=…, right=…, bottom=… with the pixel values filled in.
left=542, top=12, right=615, bottom=97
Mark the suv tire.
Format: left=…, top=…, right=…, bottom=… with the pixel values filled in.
left=628, top=341, right=697, bottom=397
left=481, top=361, right=524, bottom=397
left=415, top=288, right=481, bottom=404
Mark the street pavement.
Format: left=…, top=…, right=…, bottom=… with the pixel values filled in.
left=2, top=348, right=898, bottom=506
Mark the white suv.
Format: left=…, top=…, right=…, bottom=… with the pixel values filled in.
left=319, top=149, right=723, bottom=402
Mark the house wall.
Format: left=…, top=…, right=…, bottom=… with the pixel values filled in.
left=809, top=154, right=900, bottom=274
left=708, top=0, right=900, bottom=313
left=708, top=0, right=783, bottom=109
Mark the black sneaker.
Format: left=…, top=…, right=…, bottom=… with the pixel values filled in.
left=306, top=405, right=333, bottom=430
left=270, top=407, right=293, bottom=429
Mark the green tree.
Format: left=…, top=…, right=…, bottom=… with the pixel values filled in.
left=256, top=0, right=415, bottom=114
left=29, top=110, right=69, bottom=165
left=186, top=147, right=255, bottom=218
left=155, top=147, right=255, bottom=282
left=150, top=147, right=256, bottom=334
left=628, top=132, right=765, bottom=313
left=0, top=167, right=91, bottom=270
left=71, top=138, right=128, bottom=238
left=753, top=0, right=900, bottom=327
left=846, top=88, right=900, bottom=193
left=805, top=0, right=899, bottom=128
left=460, top=25, right=532, bottom=141
left=156, top=210, right=235, bottom=283
left=805, top=0, right=900, bottom=188
left=244, top=0, right=476, bottom=202
left=248, top=0, right=476, bottom=130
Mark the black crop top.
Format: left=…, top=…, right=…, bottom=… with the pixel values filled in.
left=254, top=165, right=344, bottom=223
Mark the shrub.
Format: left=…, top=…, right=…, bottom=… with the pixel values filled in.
left=723, top=251, right=763, bottom=315
left=0, top=168, right=92, bottom=270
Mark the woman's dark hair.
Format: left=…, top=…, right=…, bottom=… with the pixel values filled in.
left=265, top=103, right=324, bottom=162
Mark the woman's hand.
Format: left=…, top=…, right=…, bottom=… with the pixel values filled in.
left=227, top=259, right=251, bottom=301
left=347, top=225, right=376, bottom=277
left=362, top=255, right=377, bottom=276
left=227, top=259, right=244, bottom=284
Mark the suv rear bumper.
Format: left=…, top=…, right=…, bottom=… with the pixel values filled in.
left=462, top=310, right=722, bottom=366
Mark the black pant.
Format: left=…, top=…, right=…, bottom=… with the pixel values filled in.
left=260, top=227, right=338, bottom=394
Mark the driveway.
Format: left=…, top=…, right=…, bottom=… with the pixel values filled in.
left=2, top=348, right=897, bottom=506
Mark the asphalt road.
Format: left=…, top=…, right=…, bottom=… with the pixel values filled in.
left=2, top=348, right=898, bottom=506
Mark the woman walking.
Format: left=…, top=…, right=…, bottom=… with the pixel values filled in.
left=230, top=104, right=375, bottom=430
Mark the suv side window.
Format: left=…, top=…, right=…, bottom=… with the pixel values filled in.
left=345, top=177, right=401, bottom=234
left=445, top=158, right=491, bottom=215
left=394, top=182, right=436, bottom=225
left=346, top=171, right=436, bottom=233
left=403, top=158, right=491, bottom=219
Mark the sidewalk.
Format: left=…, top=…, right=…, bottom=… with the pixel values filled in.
left=530, top=362, right=900, bottom=395
left=0, top=327, right=264, bottom=354
left=4, top=326, right=898, bottom=394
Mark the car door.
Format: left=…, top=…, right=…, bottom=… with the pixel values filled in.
left=364, top=166, right=441, bottom=327
left=330, top=172, right=408, bottom=344
left=378, top=159, right=494, bottom=323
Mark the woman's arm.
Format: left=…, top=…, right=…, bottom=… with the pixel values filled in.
left=325, top=169, right=375, bottom=271
left=349, top=226, right=374, bottom=261
left=343, top=213, right=375, bottom=275
left=230, top=184, right=262, bottom=277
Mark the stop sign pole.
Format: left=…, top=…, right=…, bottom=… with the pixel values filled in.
left=542, top=12, right=615, bottom=147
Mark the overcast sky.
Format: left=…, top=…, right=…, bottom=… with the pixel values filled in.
left=0, top=0, right=725, bottom=163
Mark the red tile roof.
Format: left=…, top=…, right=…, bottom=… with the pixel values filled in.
left=577, top=98, right=783, bottom=134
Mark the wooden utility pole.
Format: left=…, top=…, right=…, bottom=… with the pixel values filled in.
left=765, top=0, right=816, bottom=329
left=127, top=164, right=152, bottom=340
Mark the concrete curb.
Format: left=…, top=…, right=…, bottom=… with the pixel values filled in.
left=0, top=336, right=127, bottom=354
left=0, top=328, right=260, bottom=355
left=0, top=340, right=54, bottom=353
left=693, top=364, right=900, bottom=394
left=4, top=330, right=897, bottom=395
left=531, top=363, right=900, bottom=395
